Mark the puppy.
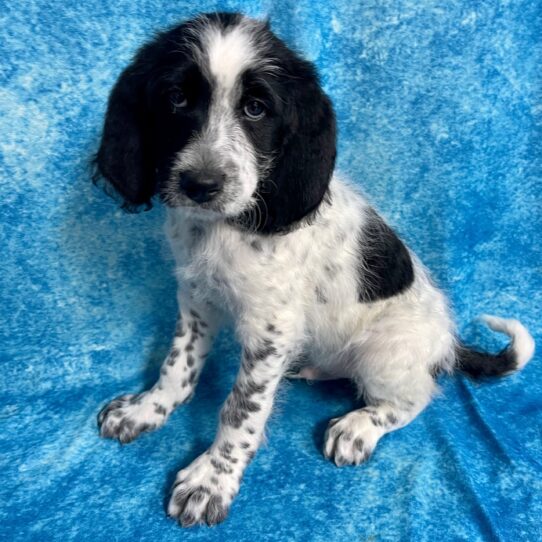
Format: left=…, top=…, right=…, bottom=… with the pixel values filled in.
left=94, top=12, right=535, bottom=527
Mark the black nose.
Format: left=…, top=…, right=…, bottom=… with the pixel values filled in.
left=179, top=171, right=224, bottom=204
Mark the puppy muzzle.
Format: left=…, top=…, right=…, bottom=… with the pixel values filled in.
left=178, top=170, right=226, bottom=204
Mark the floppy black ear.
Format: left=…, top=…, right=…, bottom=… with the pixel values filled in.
left=254, top=64, right=336, bottom=233
left=94, top=57, right=155, bottom=211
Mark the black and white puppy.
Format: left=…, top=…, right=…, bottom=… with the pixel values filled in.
left=95, top=12, right=535, bottom=527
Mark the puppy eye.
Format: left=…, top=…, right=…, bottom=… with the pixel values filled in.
left=169, top=89, right=188, bottom=111
left=243, top=99, right=266, bottom=120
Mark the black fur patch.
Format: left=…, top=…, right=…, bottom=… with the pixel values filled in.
left=236, top=48, right=336, bottom=233
left=205, top=494, right=228, bottom=525
left=369, top=414, right=384, bottom=427
left=386, top=413, right=398, bottom=425
left=210, top=457, right=233, bottom=475
left=243, top=340, right=277, bottom=371
left=246, top=450, right=256, bottom=461
left=219, top=442, right=238, bottom=463
left=220, top=442, right=233, bottom=453
left=94, top=13, right=241, bottom=210
left=154, top=404, right=167, bottom=416
left=220, top=384, right=262, bottom=428
left=315, top=286, right=327, bottom=304
left=243, top=379, right=267, bottom=395
left=456, top=342, right=517, bottom=378
left=357, top=209, right=414, bottom=302
left=250, top=240, right=263, bottom=252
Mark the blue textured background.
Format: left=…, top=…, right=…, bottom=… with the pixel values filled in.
left=1, top=1, right=541, bottom=540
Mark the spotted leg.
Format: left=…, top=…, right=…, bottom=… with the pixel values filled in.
left=167, top=331, right=293, bottom=526
left=98, top=298, right=219, bottom=443
left=324, top=367, right=435, bottom=466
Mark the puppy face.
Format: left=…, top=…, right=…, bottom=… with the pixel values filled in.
left=96, top=13, right=336, bottom=233
left=156, top=17, right=283, bottom=218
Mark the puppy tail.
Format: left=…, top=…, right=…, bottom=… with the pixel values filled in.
left=456, top=315, right=535, bottom=378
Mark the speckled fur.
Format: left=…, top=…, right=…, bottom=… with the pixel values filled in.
left=3, top=2, right=539, bottom=540
left=102, top=171, right=534, bottom=525
left=95, top=14, right=535, bottom=527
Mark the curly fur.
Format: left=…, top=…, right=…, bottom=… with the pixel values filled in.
left=94, top=12, right=535, bottom=527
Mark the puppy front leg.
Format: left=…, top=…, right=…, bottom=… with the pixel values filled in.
left=167, top=336, right=292, bottom=527
left=98, top=297, right=220, bottom=443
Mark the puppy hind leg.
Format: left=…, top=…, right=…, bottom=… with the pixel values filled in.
left=323, top=362, right=436, bottom=466
left=323, top=399, right=430, bottom=466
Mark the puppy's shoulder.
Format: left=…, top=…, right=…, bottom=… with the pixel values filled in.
left=326, top=176, right=415, bottom=303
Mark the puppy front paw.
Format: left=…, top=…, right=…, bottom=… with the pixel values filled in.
left=97, top=393, right=169, bottom=444
left=167, top=452, right=239, bottom=527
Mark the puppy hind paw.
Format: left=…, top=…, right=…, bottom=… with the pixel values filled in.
left=323, top=412, right=380, bottom=467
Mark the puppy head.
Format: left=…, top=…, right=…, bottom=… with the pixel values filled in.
left=95, top=12, right=336, bottom=233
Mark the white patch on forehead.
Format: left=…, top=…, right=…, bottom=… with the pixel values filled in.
left=168, top=17, right=275, bottom=219
left=201, top=21, right=260, bottom=90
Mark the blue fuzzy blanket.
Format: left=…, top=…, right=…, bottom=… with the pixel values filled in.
left=1, top=1, right=541, bottom=540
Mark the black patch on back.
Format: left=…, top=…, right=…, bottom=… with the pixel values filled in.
left=357, top=209, right=414, bottom=302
